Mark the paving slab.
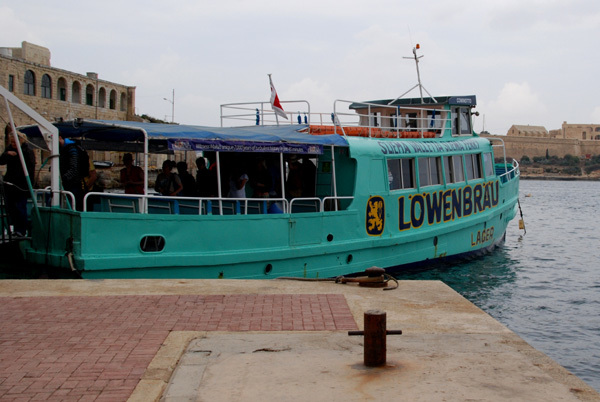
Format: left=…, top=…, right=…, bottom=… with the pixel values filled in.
left=0, top=279, right=598, bottom=402
left=164, top=332, right=592, bottom=402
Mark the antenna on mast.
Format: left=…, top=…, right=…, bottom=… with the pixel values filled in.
left=387, top=44, right=437, bottom=105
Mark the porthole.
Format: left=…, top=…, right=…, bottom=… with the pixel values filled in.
left=346, top=254, right=353, bottom=264
left=265, top=264, right=273, bottom=275
left=327, top=234, right=334, bottom=242
left=140, top=236, right=165, bottom=252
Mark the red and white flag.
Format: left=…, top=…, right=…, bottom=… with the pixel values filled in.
left=268, top=74, right=288, bottom=120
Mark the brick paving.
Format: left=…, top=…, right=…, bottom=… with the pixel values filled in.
left=0, top=294, right=357, bottom=401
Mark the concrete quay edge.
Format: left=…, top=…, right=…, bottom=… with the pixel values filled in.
left=0, top=279, right=598, bottom=401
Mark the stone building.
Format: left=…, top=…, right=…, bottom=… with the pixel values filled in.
left=506, top=124, right=554, bottom=138
left=482, top=121, right=600, bottom=161
left=0, top=42, right=187, bottom=188
left=549, top=122, right=600, bottom=141
left=1, top=41, right=137, bottom=139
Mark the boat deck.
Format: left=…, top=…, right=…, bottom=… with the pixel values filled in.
left=0, top=279, right=597, bottom=401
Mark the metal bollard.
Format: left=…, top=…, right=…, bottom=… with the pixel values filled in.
left=348, top=309, right=402, bottom=367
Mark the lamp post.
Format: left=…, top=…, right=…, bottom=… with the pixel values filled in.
left=163, top=89, right=174, bottom=123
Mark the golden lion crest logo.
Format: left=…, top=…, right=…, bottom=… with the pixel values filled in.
left=366, top=196, right=385, bottom=236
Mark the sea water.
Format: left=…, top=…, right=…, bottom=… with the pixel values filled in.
left=395, top=179, right=600, bottom=392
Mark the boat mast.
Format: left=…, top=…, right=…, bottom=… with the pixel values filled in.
left=387, top=44, right=437, bottom=105
left=411, top=45, right=424, bottom=102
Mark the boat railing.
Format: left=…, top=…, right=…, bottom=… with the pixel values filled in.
left=322, top=196, right=354, bottom=212
left=486, top=137, right=521, bottom=184
left=220, top=99, right=452, bottom=139
left=220, top=100, right=311, bottom=127
left=330, top=99, right=450, bottom=139
left=33, top=188, right=76, bottom=210
left=496, top=159, right=520, bottom=184
left=289, top=197, right=321, bottom=213
left=81, top=192, right=355, bottom=215
left=81, top=192, right=286, bottom=215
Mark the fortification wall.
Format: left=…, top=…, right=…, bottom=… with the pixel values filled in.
left=484, top=135, right=600, bottom=159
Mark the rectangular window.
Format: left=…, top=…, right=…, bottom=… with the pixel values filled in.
left=459, top=110, right=471, bottom=135
left=60, top=87, right=66, bottom=101
left=429, top=157, right=440, bottom=185
left=444, top=156, right=452, bottom=183
left=445, top=155, right=466, bottom=184
left=419, top=159, right=430, bottom=186
left=387, top=159, right=415, bottom=190
left=8, top=75, right=14, bottom=92
left=452, top=107, right=473, bottom=136
left=388, top=159, right=400, bottom=189
left=401, top=159, right=415, bottom=189
left=466, top=154, right=482, bottom=181
left=483, top=152, right=494, bottom=177
left=453, top=155, right=465, bottom=183
left=42, top=85, right=51, bottom=99
left=418, top=157, right=441, bottom=187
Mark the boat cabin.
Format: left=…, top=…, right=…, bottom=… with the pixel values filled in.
left=18, top=94, right=502, bottom=219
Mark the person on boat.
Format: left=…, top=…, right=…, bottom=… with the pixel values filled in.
left=0, top=125, right=35, bottom=236
left=206, top=154, right=219, bottom=197
left=58, top=135, right=86, bottom=211
left=176, top=161, right=196, bottom=197
left=286, top=155, right=303, bottom=198
left=301, top=156, right=316, bottom=197
left=83, top=157, right=98, bottom=193
left=195, top=157, right=212, bottom=197
left=267, top=157, right=282, bottom=197
left=250, top=158, right=271, bottom=198
left=154, top=160, right=183, bottom=196
left=84, top=158, right=101, bottom=211
left=120, top=153, right=144, bottom=194
left=227, top=169, right=249, bottom=198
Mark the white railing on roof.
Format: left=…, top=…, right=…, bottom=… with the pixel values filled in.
left=220, top=101, right=311, bottom=127
left=220, top=98, right=455, bottom=139
left=331, top=100, right=450, bottom=139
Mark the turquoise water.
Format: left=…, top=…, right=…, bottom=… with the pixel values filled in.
left=395, top=179, right=600, bottom=392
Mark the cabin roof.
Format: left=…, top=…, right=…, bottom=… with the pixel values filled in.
left=349, top=95, right=477, bottom=109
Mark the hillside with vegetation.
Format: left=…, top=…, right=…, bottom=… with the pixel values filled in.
left=519, top=154, right=600, bottom=180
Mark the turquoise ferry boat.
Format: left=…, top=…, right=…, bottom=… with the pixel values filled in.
left=1, top=74, right=520, bottom=280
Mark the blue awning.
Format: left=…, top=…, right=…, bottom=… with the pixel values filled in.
left=19, top=119, right=348, bottom=154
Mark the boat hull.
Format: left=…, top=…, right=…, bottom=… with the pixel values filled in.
left=24, top=185, right=518, bottom=279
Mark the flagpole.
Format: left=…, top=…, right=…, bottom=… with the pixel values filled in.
left=268, top=73, right=287, bottom=125
left=268, top=74, right=278, bottom=125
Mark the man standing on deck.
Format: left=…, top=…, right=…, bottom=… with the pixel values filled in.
left=120, top=153, right=144, bottom=194
left=59, top=135, right=85, bottom=211
left=0, top=125, right=35, bottom=236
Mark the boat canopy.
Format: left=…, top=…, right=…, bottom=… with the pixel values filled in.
left=20, top=119, right=349, bottom=155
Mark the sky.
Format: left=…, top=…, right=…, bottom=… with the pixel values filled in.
left=2, top=0, right=600, bottom=135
